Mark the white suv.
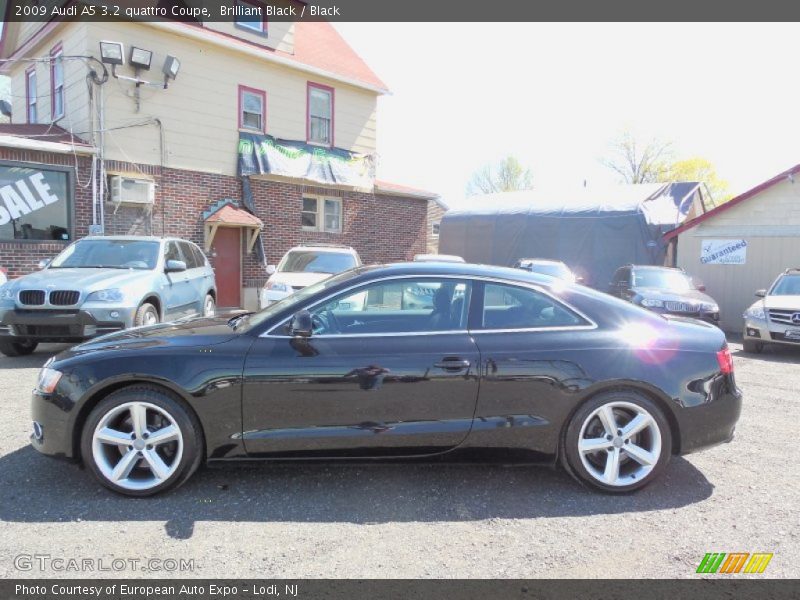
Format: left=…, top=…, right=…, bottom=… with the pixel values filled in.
left=260, top=244, right=361, bottom=308
left=743, top=268, right=800, bottom=353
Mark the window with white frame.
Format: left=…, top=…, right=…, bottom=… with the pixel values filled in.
left=302, top=196, right=342, bottom=233
left=235, top=0, right=267, bottom=34
left=26, top=69, right=37, bottom=124
left=239, top=86, right=265, bottom=132
left=50, top=46, right=64, bottom=120
left=307, top=84, right=333, bottom=145
left=431, top=222, right=440, bottom=238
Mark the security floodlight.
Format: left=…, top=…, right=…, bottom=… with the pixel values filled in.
left=99, top=41, right=124, bottom=66
left=162, top=55, right=180, bottom=80
left=129, top=47, right=152, bottom=70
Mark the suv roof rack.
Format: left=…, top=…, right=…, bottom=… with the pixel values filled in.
left=783, top=267, right=800, bottom=274
left=297, top=243, right=352, bottom=249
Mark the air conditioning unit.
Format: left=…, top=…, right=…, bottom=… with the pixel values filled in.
left=109, top=176, right=155, bottom=207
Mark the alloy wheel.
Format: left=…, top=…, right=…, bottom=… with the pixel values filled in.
left=577, top=401, right=662, bottom=487
left=91, top=401, right=183, bottom=491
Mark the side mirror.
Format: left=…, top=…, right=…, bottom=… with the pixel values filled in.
left=755, top=289, right=766, bottom=298
left=37, top=258, right=51, bottom=270
left=696, top=284, right=707, bottom=292
left=266, top=264, right=276, bottom=275
left=165, top=259, right=187, bottom=273
left=289, top=310, right=313, bottom=338
left=575, top=276, right=585, bottom=284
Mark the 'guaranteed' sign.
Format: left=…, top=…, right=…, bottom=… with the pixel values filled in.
left=700, top=239, right=747, bottom=265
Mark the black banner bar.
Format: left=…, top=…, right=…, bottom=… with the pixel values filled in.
left=2, top=579, right=800, bottom=600
left=4, top=0, right=800, bottom=23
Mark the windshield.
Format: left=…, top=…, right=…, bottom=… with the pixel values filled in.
left=241, top=269, right=364, bottom=332
left=525, top=262, right=571, bottom=280
left=771, top=274, right=800, bottom=295
left=50, top=239, right=160, bottom=270
left=278, top=250, right=356, bottom=274
left=632, top=269, right=693, bottom=292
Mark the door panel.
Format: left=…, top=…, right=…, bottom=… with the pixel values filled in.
left=162, top=241, right=193, bottom=319
left=241, top=333, right=481, bottom=457
left=213, top=228, right=241, bottom=308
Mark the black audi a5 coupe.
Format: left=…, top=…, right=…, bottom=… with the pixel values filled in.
left=30, top=262, right=741, bottom=496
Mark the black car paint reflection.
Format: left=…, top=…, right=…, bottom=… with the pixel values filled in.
left=31, top=263, right=741, bottom=470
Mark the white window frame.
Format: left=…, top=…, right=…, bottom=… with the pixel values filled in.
left=50, top=47, right=64, bottom=121
left=307, top=84, right=333, bottom=146
left=431, top=222, right=440, bottom=238
left=239, top=87, right=265, bottom=132
left=235, top=0, right=267, bottom=34
left=302, top=195, right=342, bottom=233
left=26, top=69, right=37, bottom=124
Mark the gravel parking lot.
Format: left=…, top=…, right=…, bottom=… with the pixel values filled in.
left=1, top=340, right=798, bottom=579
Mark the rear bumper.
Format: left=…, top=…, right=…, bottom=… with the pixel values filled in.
left=676, top=381, right=742, bottom=455
left=0, top=307, right=133, bottom=342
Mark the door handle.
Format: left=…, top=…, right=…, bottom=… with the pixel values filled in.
left=435, top=357, right=471, bottom=371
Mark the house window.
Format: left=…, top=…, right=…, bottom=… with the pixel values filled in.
left=431, top=222, right=440, bottom=238
left=50, top=44, right=64, bottom=121
left=239, top=86, right=266, bottom=132
left=0, top=162, right=72, bottom=242
left=302, top=195, right=342, bottom=233
left=307, top=83, right=334, bottom=146
left=25, top=68, right=37, bottom=124
left=235, top=0, right=267, bottom=34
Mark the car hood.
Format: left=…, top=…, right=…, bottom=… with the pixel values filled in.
left=269, top=272, right=332, bottom=288
left=762, top=295, right=800, bottom=309
left=67, top=313, right=240, bottom=354
left=14, top=267, right=151, bottom=291
left=633, top=287, right=717, bottom=305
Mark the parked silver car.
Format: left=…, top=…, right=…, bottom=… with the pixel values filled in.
left=0, top=236, right=216, bottom=356
left=743, top=268, right=800, bottom=353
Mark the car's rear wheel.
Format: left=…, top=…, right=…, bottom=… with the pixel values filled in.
left=203, top=294, right=216, bottom=317
left=742, top=339, right=763, bottom=353
left=0, top=338, right=38, bottom=357
left=563, top=391, right=672, bottom=493
left=80, top=386, right=204, bottom=497
left=134, top=302, right=159, bottom=327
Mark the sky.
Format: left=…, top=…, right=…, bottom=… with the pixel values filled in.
left=335, top=22, right=800, bottom=209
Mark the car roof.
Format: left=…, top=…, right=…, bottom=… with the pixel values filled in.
left=629, top=265, right=683, bottom=271
left=518, top=258, right=567, bottom=265
left=353, top=261, right=559, bottom=286
left=287, top=245, right=357, bottom=254
left=79, top=236, right=184, bottom=243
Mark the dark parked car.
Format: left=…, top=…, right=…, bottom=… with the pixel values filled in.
left=609, top=265, right=720, bottom=324
left=514, top=258, right=582, bottom=283
left=31, top=262, right=740, bottom=496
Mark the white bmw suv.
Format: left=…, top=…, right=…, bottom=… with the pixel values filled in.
left=260, top=244, right=361, bottom=308
left=743, top=268, right=800, bottom=353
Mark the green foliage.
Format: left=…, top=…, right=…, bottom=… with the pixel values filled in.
left=466, top=156, right=534, bottom=196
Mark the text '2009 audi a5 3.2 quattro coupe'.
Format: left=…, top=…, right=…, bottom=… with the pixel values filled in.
left=30, top=262, right=741, bottom=496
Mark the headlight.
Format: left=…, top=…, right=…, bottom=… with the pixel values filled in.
left=744, top=304, right=766, bottom=320
left=266, top=280, right=289, bottom=292
left=701, top=303, right=719, bottom=312
left=36, top=367, right=62, bottom=394
left=640, top=298, right=664, bottom=308
left=86, top=288, right=124, bottom=303
left=0, top=284, right=14, bottom=301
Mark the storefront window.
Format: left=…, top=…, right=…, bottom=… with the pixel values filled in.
left=0, top=163, right=71, bottom=241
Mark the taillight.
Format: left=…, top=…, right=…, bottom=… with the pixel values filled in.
left=716, top=346, right=733, bottom=374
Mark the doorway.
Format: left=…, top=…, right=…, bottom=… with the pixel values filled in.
left=213, top=228, right=242, bottom=308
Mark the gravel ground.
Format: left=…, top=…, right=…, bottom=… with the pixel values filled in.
left=0, top=341, right=798, bottom=579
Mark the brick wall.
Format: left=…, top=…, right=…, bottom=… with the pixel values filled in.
left=0, top=148, right=428, bottom=287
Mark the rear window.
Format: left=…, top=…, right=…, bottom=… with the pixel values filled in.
left=278, top=251, right=356, bottom=274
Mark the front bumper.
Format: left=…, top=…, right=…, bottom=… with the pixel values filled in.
left=0, top=306, right=135, bottom=342
left=646, top=306, right=721, bottom=325
left=259, top=288, right=293, bottom=309
left=744, top=317, right=800, bottom=346
left=30, top=389, right=77, bottom=459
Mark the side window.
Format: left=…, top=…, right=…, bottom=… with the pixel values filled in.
left=482, top=283, right=587, bottom=330
left=308, top=279, right=470, bottom=335
left=191, top=244, right=208, bottom=268
left=164, top=242, right=182, bottom=264
left=178, top=242, right=199, bottom=269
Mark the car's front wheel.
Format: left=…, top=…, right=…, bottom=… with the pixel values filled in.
left=0, top=338, right=38, bottom=357
left=134, top=302, right=159, bottom=327
left=203, top=294, right=216, bottom=317
left=562, top=391, right=672, bottom=493
left=81, top=386, right=204, bottom=497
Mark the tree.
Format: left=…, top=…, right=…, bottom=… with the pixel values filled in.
left=601, top=130, right=673, bottom=184
left=466, top=156, right=533, bottom=196
left=658, top=157, right=731, bottom=205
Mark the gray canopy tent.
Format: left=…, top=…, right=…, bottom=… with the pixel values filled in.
left=438, top=182, right=705, bottom=289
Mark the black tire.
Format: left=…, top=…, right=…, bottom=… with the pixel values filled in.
left=80, top=386, right=204, bottom=497
left=0, top=338, right=38, bottom=357
left=134, top=302, right=159, bottom=327
left=562, top=390, right=672, bottom=493
left=742, top=339, right=764, bottom=353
